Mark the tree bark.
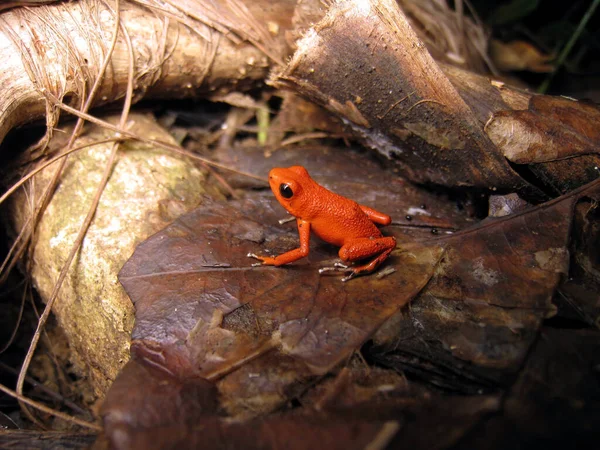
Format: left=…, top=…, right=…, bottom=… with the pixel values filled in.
left=0, top=0, right=295, bottom=146
left=271, top=0, right=600, bottom=197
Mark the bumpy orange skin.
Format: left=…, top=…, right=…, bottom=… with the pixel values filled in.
left=252, top=166, right=396, bottom=279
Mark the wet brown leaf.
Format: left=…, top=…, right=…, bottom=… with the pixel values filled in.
left=101, top=361, right=500, bottom=450
left=453, top=328, right=600, bottom=449
left=102, top=413, right=395, bottom=450
left=102, top=360, right=218, bottom=433
left=488, top=95, right=600, bottom=164
left=554, top=196, right=600, bottom=326
left=107, top=144, right=599, bottom=448
left=372, top=178, right=600, bottom=391
left=106, top=146, right=466, bottom=447
left=102, top=393, right=501, bottom=450
left=119, top=193, right=441, bottom=380
left=118, top=146, right=473, bottom=385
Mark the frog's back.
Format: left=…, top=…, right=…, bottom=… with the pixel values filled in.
left=306, top=187, right=382, bottom=247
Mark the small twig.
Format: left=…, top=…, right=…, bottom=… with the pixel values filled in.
left=42, top=92, right=267, bottom=183
left=355, top=349, right=371, bottom=373
left=405, top=98, right=446, bottom=115
left=314, top=367, right=351, bottom=411
left=15, top=0, right=126, bottom=424
left=0, top=1, right=60, bottom=13
left=0, top=382, right=101, bottom=431
left=0, top=362, right=90, bottom=417
left=203, top=338, right=278, bottom=381
left=0, top=138, right=121, bottom=207
left=256, top=101, right=269, bottom=146
left=203, top=164, right=239, bottom=199
left=391, top=221, right=456, bottom=232
left=364, top=421, right=401, bottom=450
left=376, top=92, right=413, bottom=120
left=375, top=266, right=396, bottom=280
left=280, top=132, right=334, bottom=147
left=0, top=279, right=27, bottom=354
left=0, top=216, right=31, bottom=285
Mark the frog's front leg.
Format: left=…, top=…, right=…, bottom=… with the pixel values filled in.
left=359, top=205, right=392, bottom=226
left=320, top=236, right=396, bottom=281
left=248, top=219, right=311, bottom=266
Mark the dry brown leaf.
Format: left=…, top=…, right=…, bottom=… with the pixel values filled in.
left=489, top=40, right=554, bottom=73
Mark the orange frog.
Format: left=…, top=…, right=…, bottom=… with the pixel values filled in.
left=248, top=166, right=396, bottom=281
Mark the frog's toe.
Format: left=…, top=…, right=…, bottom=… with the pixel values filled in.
left=318, top=262, right=349, bottom=274
left=341, top=272, right=357, bottom=282
left=247, top=253, right=266, bottom=266
left=319, top=264, right=358, bottom=282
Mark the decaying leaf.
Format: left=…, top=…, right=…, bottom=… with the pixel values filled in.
left=102, top=356, right=501, bottom=450
left=372, top=179, right=600, bottom=392
left=118, top=187, right=442, bottom=380
left=112, top=145, right=464, bottom=422
left=454, top=328, right=600, bottom=449
left=104, top=140, right=599, bottom=446
left=555, top=196, right=600, bottom=326
left=374, top=212, right=559, bottom=378
left=487, top=95, right=600, bottom=164
left=489, top=40, right=554, bottom=73
left=1, top=1, right=597, bottom=447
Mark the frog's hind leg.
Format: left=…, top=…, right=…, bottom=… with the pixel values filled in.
left=319, top=236, right=396, bottom=281
left=343, top=245, right=394, bottom=281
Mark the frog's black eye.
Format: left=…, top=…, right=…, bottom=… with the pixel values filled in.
left=279, top=183, right=294, bottom=199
